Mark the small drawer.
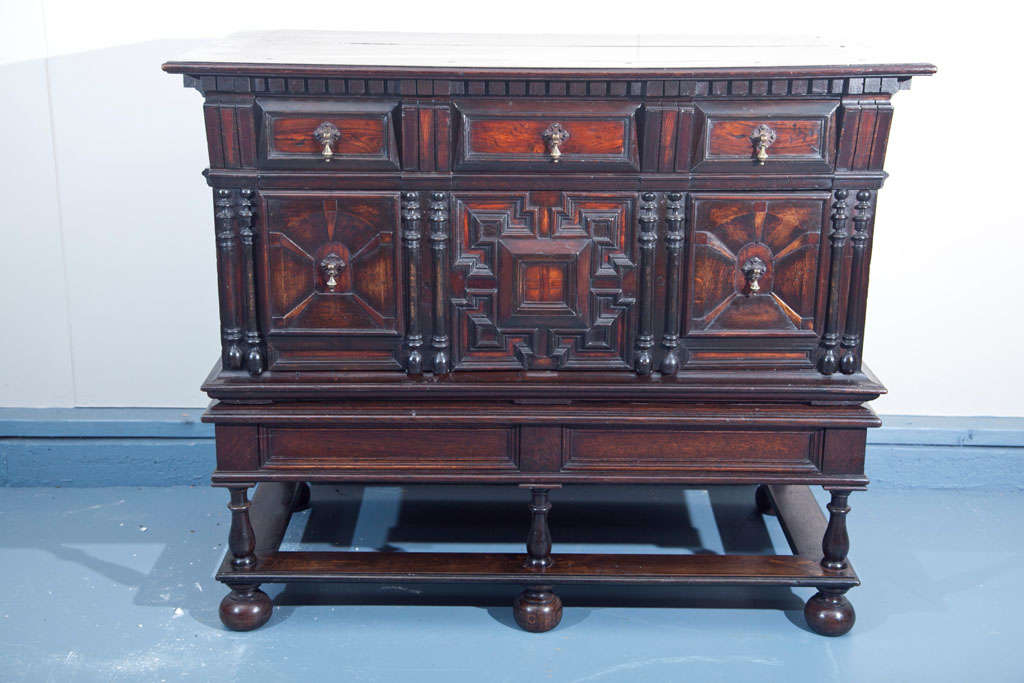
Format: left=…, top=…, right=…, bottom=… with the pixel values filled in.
left=454, top=99, right=640, bottom=172
left=257, top=98, right=400, bottom=170
left=694, top=100, right=838, bottom=173
left=563, top=427, right=822, bottom=474
left=261, top=426, right=519, bottom=472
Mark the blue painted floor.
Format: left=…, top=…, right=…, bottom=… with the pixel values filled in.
left=0, top=484, right=1021, bottom=681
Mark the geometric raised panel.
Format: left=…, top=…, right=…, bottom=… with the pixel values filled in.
left=687, top=194, right=829, bottom=337
left=452, top=191, right=637, bottom=370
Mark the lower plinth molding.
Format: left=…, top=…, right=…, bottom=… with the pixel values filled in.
left=213, top=482, right=859, bottom=635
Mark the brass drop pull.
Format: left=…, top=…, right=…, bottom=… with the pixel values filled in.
left=741, top=256, right=767, bottom=295
left=313, top=121, right=341, bottom=162
left=542, top=122, right=570, bottom=163
left=751, top=124, right=777, bottom=165
left=320, top=252, right=346, bottom=289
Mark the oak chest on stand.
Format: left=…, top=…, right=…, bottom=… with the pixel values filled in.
left=164, top=33, right=933, bottom=635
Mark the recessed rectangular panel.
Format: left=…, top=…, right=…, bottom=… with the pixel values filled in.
left=564, top=428, right=821, bottom=473
left=263, top=426, right=518, bottom=471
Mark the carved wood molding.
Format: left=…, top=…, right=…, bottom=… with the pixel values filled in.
left=185, top=74, right=912, bottom=98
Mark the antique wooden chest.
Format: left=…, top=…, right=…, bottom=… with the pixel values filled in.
left=164, top=33, right=933, bottom=635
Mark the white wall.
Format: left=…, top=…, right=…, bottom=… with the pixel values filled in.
left=1, top=0, right=1020, bottom=414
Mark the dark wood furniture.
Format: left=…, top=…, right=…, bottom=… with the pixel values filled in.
left=164, top=34, right=933, bottom=636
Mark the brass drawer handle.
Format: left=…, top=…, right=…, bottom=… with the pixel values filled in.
left=313, top=121, right=341, bottom=162
left=542, top=122, right=570, bottom=163
left=320, top=252, right=347, bottom=289
left=751, top=124, right=777, bottom=165
left=741, top=256, right=767, bottom=294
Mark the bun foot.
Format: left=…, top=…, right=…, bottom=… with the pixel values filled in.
left=804, top=590, right=855, bottom=636
left=291, top=482, right=311, bottom=512
left=755, top=484, right=776, bottom=516
left=513, top=586, right=562, bottom=633
left=220, top=585, right=273, bottom=631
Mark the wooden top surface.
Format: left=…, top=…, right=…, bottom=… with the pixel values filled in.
left=163, top=31, right=935, bottom=77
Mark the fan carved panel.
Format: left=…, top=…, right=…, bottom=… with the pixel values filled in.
left=687, top=195, right=828, bottom=337
left=264, top=193, right=401, bottom=335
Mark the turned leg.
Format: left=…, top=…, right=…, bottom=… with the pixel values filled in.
left=524, top=487, right=553, bottom=570
left=220, top=486, right=273, bottom=631
left=820, top=490, right=851, bottom=572
left=805, top=489, right=855, bottom=636
left=754, top=484, right=776, bottom=516
left=514, top=487, right=562, bottom=633
left=227, top=487, right=257, bottom=569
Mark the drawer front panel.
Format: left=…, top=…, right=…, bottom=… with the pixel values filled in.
left=262, top=426, right=518, bottom=471
left=451, top=191, right=637, bottom=370
left=564, top=428, right=821, bottom=473
left=258, top=98, right=400, bottom=170
left=708, top=119, right=822, bottom=157
left=686, top=193, right=830, bottom=340
left=694, top=100, right=837, bottom=173
left=260, top=191, right=403, bottom=370
left=454, top=100, right=640, bottom=172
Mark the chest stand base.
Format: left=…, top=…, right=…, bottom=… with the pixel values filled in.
left=215, top=481, right=857, bottom=636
